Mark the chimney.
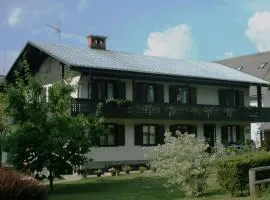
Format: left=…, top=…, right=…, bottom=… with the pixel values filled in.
left=87, top=35, right=107, bottom=50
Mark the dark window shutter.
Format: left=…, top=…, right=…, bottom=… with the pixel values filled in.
left=134, top=125, right=143, bottom=146
left=156, top=125, right=165, bottom=144
left=235, top=91, right=244, bottom=107
left=155, top=84, right=164, bottom=103
left=117, top=81, right=126, bottom=99
left=91, top=80, right=98, bottom=100
left=219, top=90, right=225, bottom=106
left=135, top=83, right=143, bottom=103
left=169, top=125, right=176, bottom=136
left=116, top=125, right=125, bottom=146
left=221, top=126, right=228, bottom=145
left=169, top=85, right=177, bottom=103
left=190, top=125, right=197, bottom=136
left=189, top=87, right=197, bottom=104
left=236, top=126, right=245, bottom=144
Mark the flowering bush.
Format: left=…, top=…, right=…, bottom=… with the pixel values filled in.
left=146, top=132, right=216, bottom=197
left=0, top=168, right=48, bottom=200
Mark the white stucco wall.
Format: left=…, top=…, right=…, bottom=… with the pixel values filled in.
left=88, top=119, right=249, bottom=162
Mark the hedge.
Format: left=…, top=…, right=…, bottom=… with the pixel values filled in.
left=217, top=151, right=270, bottom=196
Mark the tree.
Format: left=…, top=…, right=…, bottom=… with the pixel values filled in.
left=0, top=92, right=8, bottom=163
left=3, top=64, right=105, bottom=190
left=146, top=132, right=216, bottom=197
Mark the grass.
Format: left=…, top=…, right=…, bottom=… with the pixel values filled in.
left=49, top=173, right=270, bottom=200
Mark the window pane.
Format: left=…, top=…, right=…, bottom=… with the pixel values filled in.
left=147, top=85, right=154, bottom=102
left=149, top=126, right=155, bottom=134
left=182, top=88, right=187, bottom=104
left=107, top=83, right=114, bottom=99
left=100, top=135, right=106, bottom=146
left=108, top=134, right=115, bottom=146
left=150, top=132, right=156, bottom=144
left=227, top=126, right=231, bottom=143
left=98, top=83, right=103, bottom=100
left=143, top=132, right=148, bottom=145
left=177, top=88, right=182, bottom=102
left=232, top=126, right=237, bottom=143
left=143, top=125, right=148, bottom=133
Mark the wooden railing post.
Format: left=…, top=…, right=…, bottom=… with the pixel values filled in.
left=249, top=169, right=256, bottom=200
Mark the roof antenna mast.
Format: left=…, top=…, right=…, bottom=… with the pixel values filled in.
left=46, top=21, right=61, bottom=42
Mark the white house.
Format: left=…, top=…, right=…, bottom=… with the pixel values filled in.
left=3, top=35, right=270, bottom=168
left=217, top=52, right=270, bottom=148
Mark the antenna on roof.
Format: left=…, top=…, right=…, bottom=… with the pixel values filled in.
left=46, top=21, right=61, bottom=42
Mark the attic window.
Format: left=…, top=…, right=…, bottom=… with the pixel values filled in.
left=258, top=62, right=268, bottom=69
left=238, top=66, right=243, bottom=71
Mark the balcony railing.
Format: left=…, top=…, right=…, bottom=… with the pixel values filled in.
left=71, top=98, right=270, bottom=122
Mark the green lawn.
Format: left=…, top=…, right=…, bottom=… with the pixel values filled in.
left=49, top=173, right=270, bottom=200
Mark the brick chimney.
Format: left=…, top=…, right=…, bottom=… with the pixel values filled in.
left=87, top=35, right=107, bottom=50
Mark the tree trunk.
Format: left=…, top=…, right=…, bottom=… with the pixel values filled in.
left=49, top=170, right=54, bottom=190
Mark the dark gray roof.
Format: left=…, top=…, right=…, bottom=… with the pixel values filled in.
left=11, top=41, right=270, bottom=85
left=216, top=51, right=270, bottom=81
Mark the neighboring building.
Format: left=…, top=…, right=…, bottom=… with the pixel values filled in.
left=217, top=52, right=270, bottom=148
left=4, top=35, right=270, bottom=168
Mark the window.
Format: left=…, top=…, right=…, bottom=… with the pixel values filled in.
left=107, top=82, right=114, bottom=99
left=146, top=85, right=154, bottom=103
left=169, top=85, right=196, bottom=104
left=176, top=87, right=188, bottom=104
left=143, top=125, right=156, bottom=145
left=221, top=125, right=244, bottom=145
left=100, top=124, right=116, bottom=146
left=219, top=89, right=244, bottom=107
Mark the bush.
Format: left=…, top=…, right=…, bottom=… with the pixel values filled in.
left=146, top=132, right=216, bottom=197
left=95, top=169, right=102, bottom=177
left=108, top=167, right=119, bottom=176
left=217, top=150, right=270, bottom=196
left=139, top=166, right=147, bottom=173
left=121, top=165, right=132, bottom=174
left=78, top=168, right=94, bottom=178
left=0, top=168, right=48, bottom=200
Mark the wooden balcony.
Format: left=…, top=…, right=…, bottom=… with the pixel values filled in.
left=71, top=98, right=270, bottom=122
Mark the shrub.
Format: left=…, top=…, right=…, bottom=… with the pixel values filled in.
left=95, top=169, right=102, bottom=177
left=78, top=168, right=94, bottom=178
left=139, top=166, right=147, bottom=173
left=217, top=150, right=270, bottom=196
left=121, top=165, right=132, bottom=174
left=146, top=132, right=216, bottom=197
left=108, top=167, right=119, bottom=176
left=0, top=168, right=48, bottom=200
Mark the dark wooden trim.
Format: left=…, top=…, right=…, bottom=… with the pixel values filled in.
left=257, top=86, right=262, bottom=108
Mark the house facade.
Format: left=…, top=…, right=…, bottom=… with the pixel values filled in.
left=217, top=52, right=270, bottom=148
left=3, top=35, right=270, bottom=168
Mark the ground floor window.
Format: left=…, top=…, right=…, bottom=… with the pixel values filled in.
left=134, top=124, right=165, bottom=146
left=221, top=125, right=244, bottom=145
left=143, top=125, right=156, bottom=145
left=100, top=124, right=116, bottom=146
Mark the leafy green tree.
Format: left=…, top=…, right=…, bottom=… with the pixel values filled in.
left=146, top=132, right=217, bottom=197
left=0, top=92, right=8, bottom=161
left=3, top=64, right=105, bottom=190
